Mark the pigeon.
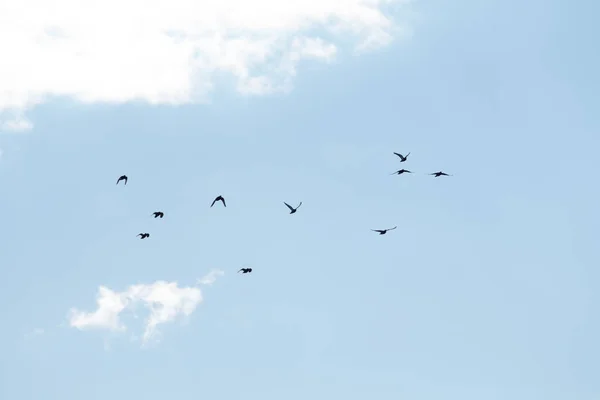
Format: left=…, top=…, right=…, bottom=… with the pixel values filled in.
left=371, top=226, right=397, bottom=235
left=393, top=152, right=410, bottom=162
left=152, top=211, right=164, bottom=218
left=137, top=233, right=150, bottom=239
left=211, top=195, right=226, bottom=207
left=430, top=171, right=452, bottom=177
left=391, top=169, right=412, bottom=175
left=116, top=175, right=128, bottom=185
left=284, top=201, right=302, bottom=214
left=238, top=268, right=253, bottom=274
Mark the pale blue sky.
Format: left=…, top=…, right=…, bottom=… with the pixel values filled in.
left=1, top=0, right=599, bottom=399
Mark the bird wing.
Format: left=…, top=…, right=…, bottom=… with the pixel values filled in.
left=296, top=202, right=302, bottom=209
left=238, top=269, right=244, bottom=273
left=284, top=202, right=294, bottom=211
left=405, top=152, right=410, bottom=158
left=393, top=152, right=403, bottom=158
left=221, top=198, right=226, bottom=207
left=137, top=233, right=142, bottom=237
left=390, top=170, right=400, bottom=175
left=388, top=226, right=397, bottom=231
left=371, top=229, right=384, bottom=233
left=210, top=198, right=217, bottom=207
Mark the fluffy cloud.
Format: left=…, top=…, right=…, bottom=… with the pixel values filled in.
left=0, top=0, right=412, bottom=130
left=68, top=270, right=223, bottom=344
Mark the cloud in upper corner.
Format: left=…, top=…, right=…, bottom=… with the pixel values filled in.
left=68, top=270, right=223, bottom=345
left=0, top=0, right=414, bottom=130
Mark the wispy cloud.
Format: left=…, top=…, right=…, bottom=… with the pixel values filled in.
left=68, top=271, right=224, bottom=345
left=197, top=269, right=225, bottom=286
left=23, top=328, right=46, bottom=340
left=0, top=114, right=32, bottom=132
left=0, top=0, right=413, bottom=129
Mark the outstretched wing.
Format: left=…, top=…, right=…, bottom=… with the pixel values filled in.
left=393, top=152, right=403, bottom=158
left=221, top=197, right=226, bottom=207
left=387, top=226, right=397, bottom=231
left=296, top=202, right=302, bottom=209
left=238, top=269, right=244, bottom=273
left=137, top=233, right=143, bottom=237
left=371, top=229, right=384, bottom=233
left=284, top=202, right=294, bottom=211
left=210, top=198, right=217, bottom=207
left=405, top=152, right=410, bottom=158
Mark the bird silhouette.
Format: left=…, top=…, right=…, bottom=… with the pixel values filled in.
left=211, top=195, right=226, bottom=207
left=152, top=211, right=164, bottom=218
left=430, top=171, right=451, bottom=177
left=116, top=175, right=128, bottom=185
left=137, top=233, right=150, bottom=239
left=238, top=268, right=253, bottom=274
left=371, top=226, right=397, bottom=235
left=391, top=169, right=412, bottom=175
left=284, top=201, right=302, bottom=214
left=393, top=152, right=410, bottom=162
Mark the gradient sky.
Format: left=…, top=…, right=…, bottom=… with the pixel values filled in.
left=1, top=0, right=599, bottom=399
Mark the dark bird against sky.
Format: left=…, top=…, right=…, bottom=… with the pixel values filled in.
left=238, top=268, right=253, bottom=274
left=152, top=211, right=164, bottom=218
left=284, top=201, right=302, bottom=214
left=371, top=226, right=397, bottom=235
left=137, top=233, right=150, bottom=239
left=116, top=175, right=128, bottom=185
left=393, top=152, right=410, bottom=162
left=211, top=195, right=226, bottom=207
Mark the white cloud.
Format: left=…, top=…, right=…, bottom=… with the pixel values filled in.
left=23, top=328, right=46, bottom=339
left=68, top=272, right=223, bottom=344
left=0, top=0, right=412, bottom=129
left=1, top=114, right=33, bottom=132
left=197, top=269, right=225, bottom=286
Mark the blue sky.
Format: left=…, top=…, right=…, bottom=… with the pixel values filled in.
left=1, top=0, right=599, bottom=399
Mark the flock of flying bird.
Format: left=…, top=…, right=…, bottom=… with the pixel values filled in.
left=115, top=152, right=451, bottom=274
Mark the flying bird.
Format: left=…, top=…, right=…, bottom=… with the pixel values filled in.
left=284, top=201, right=302, bottom=214
left=211, top=195, right=226, bottom=207
left=391, top=169, right=412, bottom=175
left=430, top=171, right=452, bottom=177
left=371, top=226, right=397, bottom=235
left=116, top=175, right=128, bottom=185
left=393, top=152, right=410, bottom=162
left=137, top=233, right=150, bottom=239
left=152, top=211, right=164, bottom=218
left=238, top=268, right=253, bottom=274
